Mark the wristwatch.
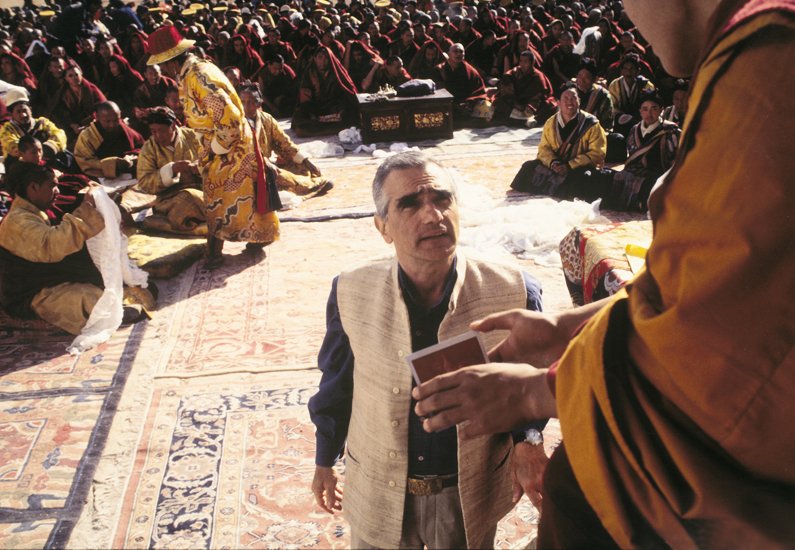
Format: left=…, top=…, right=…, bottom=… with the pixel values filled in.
left=523, top=428, right=543, bottom=446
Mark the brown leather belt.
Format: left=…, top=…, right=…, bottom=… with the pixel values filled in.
left=406, top=475, right=458, bottom=496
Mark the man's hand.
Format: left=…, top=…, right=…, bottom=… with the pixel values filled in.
left=172, top=160, right=195, bottom=175
left=551, top=161, right=569, bottom=176
left=471, top=309, right=569, bottom=368
left=312, top=466, right=343, bottom=514
left=302, top=158, right=322, bottom=177
left=81, top=191, right=96, bottom=209
left=412, top=363, right=556, bottom=437
left=116, top=157, right=134, bottom=174
left=511, top=441, right=549, bottom=510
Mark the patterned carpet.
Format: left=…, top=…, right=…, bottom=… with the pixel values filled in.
left=0, top=322, right=145, bottom=549
left=1, top=123, right=635, bottom=549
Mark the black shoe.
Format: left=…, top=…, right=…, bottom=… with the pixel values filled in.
left=310, top=180, right=334, bottom=197
left=121, top=305, right=145, bottom=326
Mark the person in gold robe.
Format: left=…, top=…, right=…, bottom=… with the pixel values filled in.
left=146, top=25, right=280, bottom=268
left=414, top=0, right=795, bottom=547
left=0, top=165, right=152, bottom=334
left=134, top=107, right=207, bottom=236
left=238, top=83, right=333, bottom=198
left=73, top=101, right=144, bottom=179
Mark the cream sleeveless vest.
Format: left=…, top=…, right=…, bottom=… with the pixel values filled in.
left=337, top=251, right=529, bottom=548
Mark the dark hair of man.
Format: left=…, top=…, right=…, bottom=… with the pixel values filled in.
left=557, top=80, right=579, bottom=99
left=9, top=163, right=54, bottom=199
left=621, top=52, right=640, bottom=69
left=95, top=101, right=120, bottom=116
left=386, top=54, right=402, bottom=66
left=239, top=82, right=263, bottom=103
left=372, top=151, right=455, bottom=219
left=267, top=53, right=285, bottom=65
left=17, top=134, right=40, bottom=154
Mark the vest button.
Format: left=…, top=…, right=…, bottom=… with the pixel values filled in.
left=391, top=420, right=399, bottom=427
left=392, top=387, right=400, bottom=394
left=398, top=350, right=405, bottom=358
left=389, top=451, right=397, bottom=459
left=388, top=480, right=396, bottom=487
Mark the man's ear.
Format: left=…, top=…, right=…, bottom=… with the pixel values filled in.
left=374, top=215, right=393, bottom=244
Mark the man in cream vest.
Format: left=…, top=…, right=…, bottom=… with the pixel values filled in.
left=308, top=151, right=547, bottom=548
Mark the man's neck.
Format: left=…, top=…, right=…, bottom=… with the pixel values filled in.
left=400, top=257, right=455, bottom=309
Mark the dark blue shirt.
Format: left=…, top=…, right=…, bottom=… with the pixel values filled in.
left=308, top=259, right=544, bottom=470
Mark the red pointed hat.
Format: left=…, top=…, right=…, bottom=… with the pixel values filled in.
left=147, top=25, right=195, bottom=65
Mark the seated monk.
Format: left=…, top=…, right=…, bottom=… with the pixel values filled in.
left=606, top=91, right=680, bottom=211
left=361, top=55, right=411, bottom=93
left=0, top=164, right=153, bottom=334
left=134, top=107, right=207, bottom=236
left=239, top=83, right=333, bottom=197
left=491, top=50, right=557, bottom=127
left=435, top=43, right=490, bottom=126
left=74, top=101, right=145, bottom=179
left=0, top=88, right=67, bottom=164
left=6, top=136, right=91, bottom=223
left=256, top=54, right=298, bottom=118
left=608, top=53, right=655, bottom=137
left=292, top=46, right=359, bottom=138
left=510, top=83, right=606, bottom=198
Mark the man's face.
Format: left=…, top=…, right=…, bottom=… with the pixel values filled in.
left=314, top=50, right=330, bottom=71
left=559, top=88, right=580, bottom=119
left=639, top=100, right=661, bottom=125
left=1, top=57, right=13, bottom=75
left=27, top=172, right=58, bottom=211
left=519, top=55, right=532, bottom=73
left=109, top=59, right=122, bottom=77
left=268, top=31, right=279, bottom=44
left=449, top=45, right=464, bottom=63
left=99, top=42, right=112, bottom=59
left=239, top=91, right=260, bottom=119
left=386, top=60, right=403, bottom=77
left=145, top=65, right=160, bottom=85
left=576, top=68, right=594, bottom=91
left=401, top=28, right=414, bottom=45
left=65, top=67, right=82, bottom=86
left=20, top=140, right=42, bottom=164
left=160, top=58, right=180, bottom=79
left=10, top=102, right=32, bottom=126
left=620, top=34, right=634, bottom=50
left=149, top=122, right=176, bottom=147
left=97, top=108, right=121, bottom=131
left=49, top=58, right=66, bottom=77
left=233, top=39, right=245, bottom=54
left=165, top=91, right=183, bottom=114
left=374, top=164, right=459, bottom=270
left=620, top=61, right=638, bottom=79
left=560, top=35, right=574, bottom=52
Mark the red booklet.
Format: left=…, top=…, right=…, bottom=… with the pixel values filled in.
left=405, top=330, right=489, bottom=385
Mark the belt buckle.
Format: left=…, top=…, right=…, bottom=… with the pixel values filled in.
left=407, top=477, right=444, bottom=496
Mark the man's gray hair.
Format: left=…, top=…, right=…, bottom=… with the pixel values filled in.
left=372, top=151, right=457, bottom=219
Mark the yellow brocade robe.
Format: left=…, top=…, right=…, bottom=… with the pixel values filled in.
left=0, top=117, right=67, bottom=159
left=555, top=4, right=795, bottom=549
left=179, top=55, right=279, bottom=243
left=135, top=127, right=207, bottom=236
left=250, top=110, right=326, bottom=195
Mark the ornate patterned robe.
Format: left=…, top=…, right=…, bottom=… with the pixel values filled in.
left=179, top=54, right=279, bottom=243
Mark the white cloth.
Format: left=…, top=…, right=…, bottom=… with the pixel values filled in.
left=67, top=188, right=149, bottom=354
